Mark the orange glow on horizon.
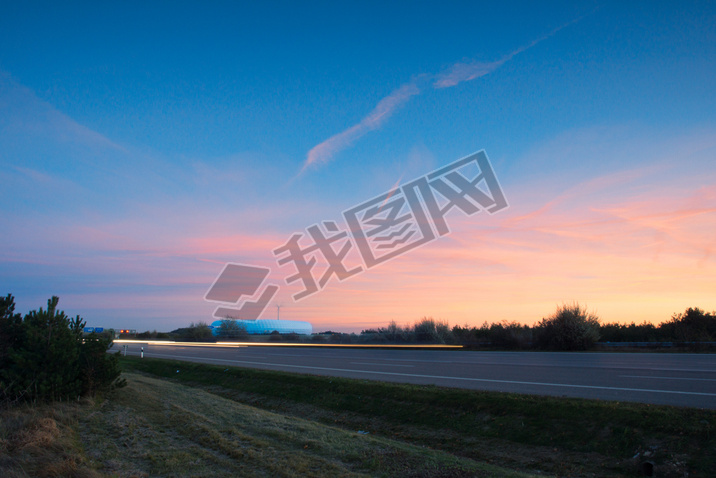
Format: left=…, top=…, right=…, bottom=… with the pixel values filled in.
left=261, top=175, right=716, bottom=332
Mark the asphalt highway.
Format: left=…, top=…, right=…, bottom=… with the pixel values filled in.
left=111, top=342, right=716, bottom=409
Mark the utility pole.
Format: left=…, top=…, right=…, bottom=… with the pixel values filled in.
left=276, top=304, right=281, bottom=320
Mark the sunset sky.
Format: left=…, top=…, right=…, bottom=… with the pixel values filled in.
left=1, top=1, right=714, bottom=332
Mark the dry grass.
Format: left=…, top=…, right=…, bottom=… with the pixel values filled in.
left=0, top=400, right=100, bottom=478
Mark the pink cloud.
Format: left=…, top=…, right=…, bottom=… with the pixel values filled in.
left=16, top=171, right=713, bottom=333
left=287, top=165, right=716, bottom=331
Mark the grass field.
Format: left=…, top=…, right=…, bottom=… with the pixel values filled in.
left=2, top=356, right=714, bottom=477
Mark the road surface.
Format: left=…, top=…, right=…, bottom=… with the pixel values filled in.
left=111, top=342, right=716, bottom=409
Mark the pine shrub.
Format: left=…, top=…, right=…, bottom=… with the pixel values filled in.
left=0, top=294, right=125, bottom=405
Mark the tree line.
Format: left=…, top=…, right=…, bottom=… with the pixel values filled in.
left=359, top=304, right=716, bottom=350
left=167, top=304, right=716, bottom=350
left=92, top=303, right=716, bottom=351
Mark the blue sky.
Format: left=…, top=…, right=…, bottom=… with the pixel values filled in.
left=1, top=1, right=714, bottom=331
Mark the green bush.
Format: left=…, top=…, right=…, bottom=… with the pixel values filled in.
left=79, top=333, right=125, bottom=396
left=535, top=303, right=600, bottom=351
left=0, top=293, right=23, bottom=373
left=0, top=294, right=125, bottom=405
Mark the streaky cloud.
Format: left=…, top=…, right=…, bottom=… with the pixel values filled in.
left=432, top=60, right=505, bottom=89
left=433, top=14, right=584, bottom=89
left=301, top=13, right=588, bottom=173
left=302, top=82, right=421, bottom=172
left=0, top=70, right=127, bottom=155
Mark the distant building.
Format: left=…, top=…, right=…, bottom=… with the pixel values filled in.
left=210, top=319, right=312, bottom=335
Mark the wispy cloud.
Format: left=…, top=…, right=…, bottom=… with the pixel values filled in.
left=432, top=60, right=505, bottom=89
left=0, top=71, right=126, bottom=155
left=302, top=16, right=586, bottom=172
left=302, top=83, right=421, bottom=171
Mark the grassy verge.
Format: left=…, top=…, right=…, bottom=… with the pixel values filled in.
left=77, top=372, right=533, bottom=477
left=121, top=356, right=715, bottom=477
left=4, top=356, right=713, bottom=477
